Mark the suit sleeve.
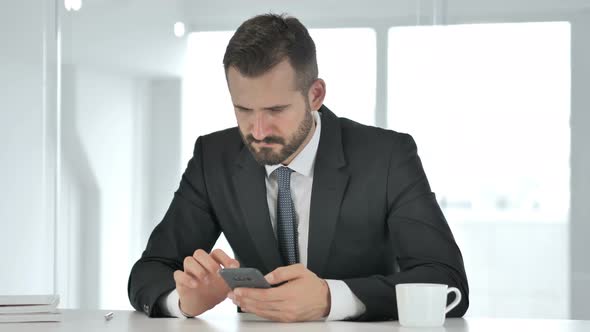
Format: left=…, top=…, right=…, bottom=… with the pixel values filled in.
left=127, top=137, right=221, bottom=317
left=343, top=133, right=469, bottom=321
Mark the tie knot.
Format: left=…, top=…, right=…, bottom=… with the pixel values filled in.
left=274, top=166, right=293, bottom=178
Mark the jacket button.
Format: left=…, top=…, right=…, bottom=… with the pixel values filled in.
left=143, top=304, right=150, bottom=314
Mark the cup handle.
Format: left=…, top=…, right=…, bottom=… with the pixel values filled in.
left=445, top=287, right=462, bottom=314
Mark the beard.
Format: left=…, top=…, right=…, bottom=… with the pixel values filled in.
left=241, top=108, right=314, bottom=166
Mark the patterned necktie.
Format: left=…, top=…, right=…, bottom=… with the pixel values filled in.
left=274, top=166, right=299, bottom=265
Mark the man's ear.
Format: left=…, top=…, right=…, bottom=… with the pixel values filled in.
left=307, top=79, right=326, bottom=111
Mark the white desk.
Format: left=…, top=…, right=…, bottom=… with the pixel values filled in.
left=3, top=310, right=590, bottom=332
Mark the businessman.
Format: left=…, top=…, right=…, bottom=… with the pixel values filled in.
left=128, top=13, right=469, bottom=322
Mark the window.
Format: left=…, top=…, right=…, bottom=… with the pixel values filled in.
left=388, top=22, right=570, bottom=224
left=388, top=22, right=571, bottom=318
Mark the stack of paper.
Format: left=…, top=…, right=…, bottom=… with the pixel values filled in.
left=0, top=295, right=61, bottom=323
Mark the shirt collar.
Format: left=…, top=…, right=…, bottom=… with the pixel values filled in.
left=265, top=111, right=321, bottom=178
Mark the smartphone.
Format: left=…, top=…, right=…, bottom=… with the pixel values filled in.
left=218, top=267, right=271, bottom=290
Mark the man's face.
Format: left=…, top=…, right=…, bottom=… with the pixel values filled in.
left=227, top=60, right=314, bottom=165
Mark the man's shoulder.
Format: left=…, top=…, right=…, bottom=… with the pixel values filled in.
left=194, top=126, right=244, bottom=159
left=334, top=116, right=418, bottom=171
left=337, top=116, right=410, bottom=147
left=201, top=126, right=241, bottom=144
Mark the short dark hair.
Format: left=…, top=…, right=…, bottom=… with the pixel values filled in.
left=223, top=13, right=318, bottom=93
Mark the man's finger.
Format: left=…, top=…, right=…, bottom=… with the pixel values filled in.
left=193, top=249, right=221, bottom=274
left=174, top=270, right=198, bottom=288
left=183, top=256, right=208, bottom=281
left=234, top=287, right=285, bottom=302
left=236, top=296, right=282, bottom=312
left=265, top=263, right=306, bottom=284
left=211, top=248, right=239, bottom=268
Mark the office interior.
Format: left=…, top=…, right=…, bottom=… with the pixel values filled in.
left=1, top=0, right=589, bottom=320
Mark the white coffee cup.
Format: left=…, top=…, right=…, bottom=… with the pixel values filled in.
left=395, top=283, right=462, bottom=327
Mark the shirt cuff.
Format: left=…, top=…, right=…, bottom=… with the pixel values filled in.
left=324, top=279, right=367, bottom=321
left=158, top=288, right=193, bottom=318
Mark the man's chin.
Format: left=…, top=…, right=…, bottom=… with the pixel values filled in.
left=254, top=154, right=285, bottom=166
left=251, top=149, right=286, bottom=165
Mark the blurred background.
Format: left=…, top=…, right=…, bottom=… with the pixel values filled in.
left=1, top=0, right=589, bottom=319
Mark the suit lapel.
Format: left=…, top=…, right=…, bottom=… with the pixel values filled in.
left=233, top=147, right=283, bottom=273
left=307, top=106, right=350, bottom=277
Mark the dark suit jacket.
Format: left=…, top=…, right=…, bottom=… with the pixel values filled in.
left=128, top=105, right=469, bottom=321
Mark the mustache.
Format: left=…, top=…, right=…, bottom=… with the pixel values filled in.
left=246, top=135, right=285, bottom=145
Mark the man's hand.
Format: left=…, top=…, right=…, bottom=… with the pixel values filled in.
left=173, top=248, right=239, bottom=317
left=228, top=264, right=331, bottom=322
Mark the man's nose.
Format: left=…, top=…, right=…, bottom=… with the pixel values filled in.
left=252, top=113, right=270, bottom=141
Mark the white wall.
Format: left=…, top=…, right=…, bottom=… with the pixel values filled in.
left=56, top=0, right=184, bottom=308
left=58, top=65, right=144, bottom=308
left=143, top=79, right=183, bottom=242
left=570, top=9, right=590, bottom=320
left=0, top=59, right=53, bottom=295
left=0, top=0, right=56, bottom=296
left=57, top=66, right=182, bottom=309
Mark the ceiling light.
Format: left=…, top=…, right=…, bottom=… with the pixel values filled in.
left=174, top=22, right=186, bottom=38
left=64, top=0, right=82, bottom=11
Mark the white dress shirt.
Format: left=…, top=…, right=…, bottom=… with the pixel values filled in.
left=160, top=111, right=366, bottom=320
